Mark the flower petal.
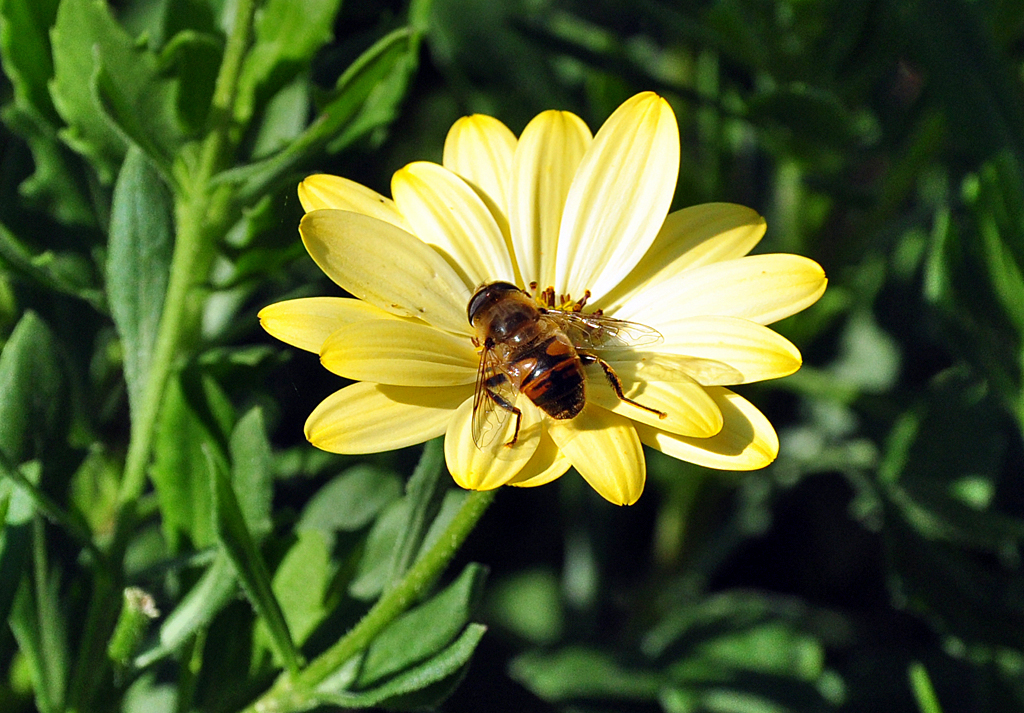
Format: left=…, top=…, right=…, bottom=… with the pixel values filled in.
left=445, top=397, right=541, bottom=490
left=547, top=403, right=645, bottom=505
left=392, top=161, right=515, bottom=287
left=508, top=110, right=592, bottom=289
left=443, top=115, right=518, bottom=212
left=320, top=319, right=478, bottom=386
left=584, top=363, right=722, bottom=437
left=506, top=432, right=573, bottom=488
left=597, top=203, right=766, bottom=313
left=616, top=254, right=827, bottom=326
left=258, top=297, right=398, bottom=353
left=655, top=315, right=802, bottom=384
left=636, top=387, right=778, bottom=470
left=300, top=209, right=472, bottom=335
left=555, top=92, right=680, bottom=300
left=306, top=382, right=471, bottom=453
left=298, top=174, right=409, bottom=229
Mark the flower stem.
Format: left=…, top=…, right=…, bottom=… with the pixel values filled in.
left=242, top=487, right=496, bottom=713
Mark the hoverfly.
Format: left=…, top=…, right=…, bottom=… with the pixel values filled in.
left=467, top=281, right=666, bottom=450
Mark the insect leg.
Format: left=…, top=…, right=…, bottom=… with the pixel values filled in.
left=580, top=353, right=667, bottom=419
left=484, top=379, right=524, bottom=446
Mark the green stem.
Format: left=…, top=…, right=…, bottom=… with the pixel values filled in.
left=116, top=0, right=258, bottom=510
left=242, top=488, right=496, bottom=713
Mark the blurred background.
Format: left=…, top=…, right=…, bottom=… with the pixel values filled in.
left=3, top=0, right=1024, bottom=711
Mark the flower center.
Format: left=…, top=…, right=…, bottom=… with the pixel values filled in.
left=527, top=282, right=602, bottom=315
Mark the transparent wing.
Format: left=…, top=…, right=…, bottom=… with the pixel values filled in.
left=607, top=352, right=745, bottom=386
left=545, top=310, right=663, bottom=350
left=472, top=347, right=519, bottom=450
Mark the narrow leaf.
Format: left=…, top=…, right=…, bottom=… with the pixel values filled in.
left=253, top=528, right=331, bottom=660
left=0, top=312, right=64, bottom=463
left=316, top=624, right=486, bottom=710
left=387, top=438, right=446, bottom=588
left=228, top=407, right=273, bottom=540
left=107, top=146, right=173, bottom=424
left=218, top=27, right=419, bottom=203
left=134, top=554, right=237, bottom=668
left=0, top=0, right=92, bottom=222
left=209, top=448, right=301, bottom=674
left=0, top=461, right=38, bottom=628
left=233, top=0, right=342, bottom=126
left=357, top=562, right=487, bottom=687
left=150, top=372, right=234, bottom=550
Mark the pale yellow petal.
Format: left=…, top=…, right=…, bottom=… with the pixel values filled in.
left=300, top=209, right=472, bottom=335
left=506, top=432, right=573, bottom=488
left=547, top=403, right=645, bottom=505
left=616, top=254, right=827, bottom=327
left=444, top=398, right=541, bottom=490
left=597, top=203, right=766, bottom=313
left=258, top=297, right=398, bottom=354
left=392, top=161, right=515, bottom=288
left=320, top=319, right=478, bottom=386
left=508, top=110, right=592, bottom=289
left=654, top=315, right=802, bottom=384
left=305, top=383, right=472, bottom=454
left=584, top=363, right=722, bottom=437
left=555, top=92, right=680, bottom=300
left=442, top=115, right=518, bottom=212
left=636, top=387, right=778, bottom=470
left=298, top=174, right=409, bottom=230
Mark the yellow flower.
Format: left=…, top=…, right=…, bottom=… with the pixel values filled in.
left=259, top=92, right=826, bottom=505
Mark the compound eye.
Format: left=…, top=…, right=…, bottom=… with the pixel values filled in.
left=467, top=282, right=520, bottom=323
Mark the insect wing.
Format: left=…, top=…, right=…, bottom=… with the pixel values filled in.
left=472, top=347, right=518, bottom=450
left=548, top=310, right=663, bottom=350
left=610, top=352, right=744, bottom=386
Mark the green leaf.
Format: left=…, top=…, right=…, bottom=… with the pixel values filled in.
left=49, top=0, right=183, bottom=180
left=218, top=27, right=419, bottom=204
left=10, top=555, right=69, bottom=713
left=486, top=568, right=564, bottom=645
left=746, top=84, right=875, bottom=156
left=254, top=528, right=332, bottom=660
left=386, top=438, right=446, bottom=588
left=348, top=440, right=447, bottom=601
left=0, top=0, right=60, bottom=124
left=316, top=623, right=487, bottom=710
left=133, top=554, right=237, bottom=668
left=0, top=0, right=93, bottom=223
left=233, top=0, right=342, bottom=128
left=0, top=312, right=65, bottom=463
left=357, top=563, right=488, bottom=688
left=0, top=461, right=38, bottom=628
left=159, top=29, right=222, bottom=134
left=298, top=464, right=403, bottom=535
left=209, top=448, right=301, bottom=674
left=228, top=407, right=273, bottom=540
left=642, top=591, right=825, bottom=683
left=0, top=223, right=104, bottom=310
left=348, top=498, right=410, bottom=601
left=107, top=146, right=174, bottom=423
left=150, top=372, right=234, bottom=550
left=321, top=27, right=420, bottom=154
left=511, top=647, right=664, bottom=702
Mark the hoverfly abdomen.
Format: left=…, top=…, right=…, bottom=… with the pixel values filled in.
left=520, top=332, right=586, bottom=420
